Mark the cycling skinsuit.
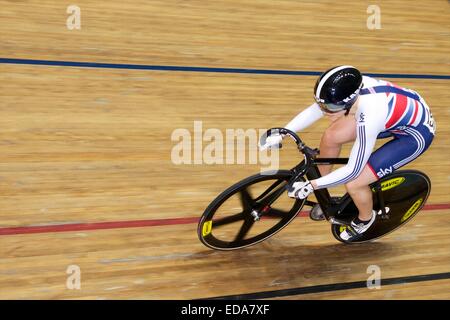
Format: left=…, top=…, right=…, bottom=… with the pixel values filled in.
left=285, top=76, right=436, bottom=189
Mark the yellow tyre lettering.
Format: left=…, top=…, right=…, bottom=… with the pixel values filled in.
left=202, top=221, right=212, bottom=237
left=339, top=226, right=347, bottom=233
left=372, top=177, right=406, bottom=192
left=401, top=198, right=423, bottom=222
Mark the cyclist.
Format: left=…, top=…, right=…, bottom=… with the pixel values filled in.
left=260, top=65, right=436, bottom=240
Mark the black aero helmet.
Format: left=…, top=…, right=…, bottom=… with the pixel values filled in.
left=314, top=65, right=363, bottom=114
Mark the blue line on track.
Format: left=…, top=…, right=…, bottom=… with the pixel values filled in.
left=1, top=58, right=449, bottom=80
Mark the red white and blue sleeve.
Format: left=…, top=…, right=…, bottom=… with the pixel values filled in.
left=314, top=101, right=386, bottom=189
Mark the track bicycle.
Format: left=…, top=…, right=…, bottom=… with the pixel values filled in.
left=197, top=128, right=431, bottom=250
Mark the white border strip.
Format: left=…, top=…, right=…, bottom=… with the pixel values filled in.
left=315, top=65, right=355, bottom=98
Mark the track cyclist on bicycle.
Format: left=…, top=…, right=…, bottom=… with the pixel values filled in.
left=260, top=66, right=436, bottom=241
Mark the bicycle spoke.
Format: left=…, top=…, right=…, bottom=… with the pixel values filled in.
left=257, top=183, right=288, bottom=207
left=263, top=208, right=289, bottom=219
left=213, top=212, right=246, bottom=227
left=239, top=188, right=254, bottom=210
left=233, top=217, right=255, bottom=242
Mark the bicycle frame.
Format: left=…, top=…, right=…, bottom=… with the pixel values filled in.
left=289, top=157, right=352, bottom=222
left=263, top=127, right=387, bottom=227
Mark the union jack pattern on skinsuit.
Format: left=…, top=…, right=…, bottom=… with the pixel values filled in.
left=383, top=82, right=423, bottom=131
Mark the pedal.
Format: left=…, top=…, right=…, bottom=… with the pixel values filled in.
left=309, top=197, right=341, bottom=221
left=309, top=204, right=325, bottom=221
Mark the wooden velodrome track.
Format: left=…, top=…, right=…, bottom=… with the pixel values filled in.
left=0, top=0, right=449, bottom=299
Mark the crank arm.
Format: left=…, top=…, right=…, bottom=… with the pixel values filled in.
left=329, top=217, right=359, bottom=238
left=304, top=200, right=317, bottom=207
left=329, top=217, right=352, bottom=227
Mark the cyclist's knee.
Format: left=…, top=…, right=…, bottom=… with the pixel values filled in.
left=322, top=122, right=356, bottom=147
left=321, top=127, right=342, bottom=147
left=345, top=178, right=367, bottom=194
left=346, top=168, right=377, bottom=193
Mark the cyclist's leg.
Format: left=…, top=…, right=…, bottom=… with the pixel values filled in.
left=346, top=127, right=434, bottom=221
left=368, top=127, right=434, bottom=180
left=318, top=116, right=357, bottom=176
left=345, top=165, right=378, bottom=221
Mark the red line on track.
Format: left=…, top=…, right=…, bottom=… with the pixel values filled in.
left=0, top=203, right=449, bottom=236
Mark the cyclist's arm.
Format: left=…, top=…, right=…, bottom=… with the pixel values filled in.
left=285, top=103, right=324, bottom=132
left=312, top=102, right=386, bottom=189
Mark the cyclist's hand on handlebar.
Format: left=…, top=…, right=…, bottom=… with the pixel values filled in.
left=288, top=180, right=314, bottom=199
left=259, top=134, right=283, bottom=151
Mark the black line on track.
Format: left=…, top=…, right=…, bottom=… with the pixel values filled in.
left=204, top=271, right=450, bottom=300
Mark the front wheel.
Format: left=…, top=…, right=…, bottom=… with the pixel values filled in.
left=198, top=170, right=305, bottom=250
left=331, top=170, right=431, bottom=243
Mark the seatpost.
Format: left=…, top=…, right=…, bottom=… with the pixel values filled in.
left=373, top=182, right=388, bottom=219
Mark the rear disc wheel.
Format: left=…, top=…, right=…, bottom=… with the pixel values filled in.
left=331, top=170, right=430, bottom=244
